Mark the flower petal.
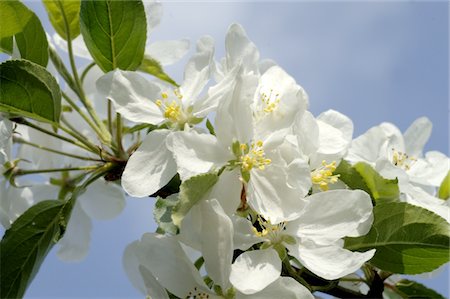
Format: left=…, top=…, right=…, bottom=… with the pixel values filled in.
left=52, top=34, right=91, bottom=59
left=403, top=117, right=432, bottom=157
left=122, top=130, right=177, bottom=197
left=146, top=39, right=190, bottom=66
left=289, top=241, right=375, bottom=280
left=286, top=190, right=373, bottom=242
left=230, top=249, right=281, bottom=295
left=143, top=0, right=163, bottom=36
left=225, top=23, right=259, bottom=75
left=207, top=169, right=242, bottom=215
left=96, top=70, right=164, bottom=124
left=136, top=233, right=209, bottom=298
left=78, top=179, right=125, bottom=220
left=57, top=202, right=92, bottom=262
left=201, top=199, right=233, bottom=289
left=166, top=130, right=231, bottom=180
left=237, top=277, right=314, bottom=299
left=247, top=164, right=306, bottom=224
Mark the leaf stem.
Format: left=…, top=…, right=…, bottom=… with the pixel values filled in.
left=16, top=165, right=100, bottom=176
left=13, top=137, right=102, bottom=162
left=80, top=62, right=96, bottom=83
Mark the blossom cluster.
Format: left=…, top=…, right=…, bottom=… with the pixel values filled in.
left=0, top=1, right=448, bottom=298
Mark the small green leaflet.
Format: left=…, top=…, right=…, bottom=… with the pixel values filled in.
left=438, top=171, right=449, bottom=200
left=0, top=1, right=32, bottom=38
left=15, top=12, right=49, bottom=66
left=79, top=0, right=147, bottom=72
left=139, top=56, right=178, bottom=86
left=154, top=194, right=179, bottom=235
left=390, top=279, right=446, bottom=299
left=43, top=0, right=81, bottom=41
left=0, top=60, right=62, bottom=123
left=171, top=172, right=219, bottom=227
left=335, top=160, right=399, bottom=201
left=0, top=199, right=75, bottom=299
left=345, top=202, right=450, bottom=274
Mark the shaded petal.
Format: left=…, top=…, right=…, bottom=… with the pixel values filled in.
left=225, top=23, right=259, bottom=75
left=347, top=126, right=389, bottom=164
left=143, top=0, right=162, bottom=36
left=317, top=110, right=353, bottom=143
left=294, top=111, right=319, bottom=158
left=0, top=118, right=13, bottom=164
left=230, top=249, right=281, bottom=295
left=122, top=130, right=177, bottom=197
left=237, top=277, right=314, bottom=299
left=247, top=164, right=306, bottom=224
left=289, top=241, right=375, bottom=280
left=403, top=117, right=432, bottom=157
left=207, top=168, right=242, bottom=215
left=166, top=130, right=231, bottom=180
left=180, top=36, right=214, bottom=105
left=286, top=190, right=373, bottom=242
left=147, top=39, right=190, bottom=66
left=78, top=179, right=125, bottom=220
left=96, top=70, right=164, bottom=124
left=53, top=34, right=91, bottom=59
left=201, top=199, right=233, bottom=289
left=402, top=184, right=450, bottom=222
left=57, top=202, right=92, bottom=262
left=231, top=215, right=262, bottom=250
left=136, top=233, right=210, bottom=298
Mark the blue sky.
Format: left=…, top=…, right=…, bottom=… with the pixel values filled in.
left=3, top=1, right=449, bottom=298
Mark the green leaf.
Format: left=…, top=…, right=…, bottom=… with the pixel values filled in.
left=154, top=194, right=179, bottom=235
left=0, top=0, right=33, bottom=38
left=43, top=0, right=81, bottom=41
left=171, top=172, right=219, bottom=227
left=15, top=13, right=49, bottom=66
left=0, top=60, right=62, bottom=123
left=139, top=56, right=178, bottom=86
left=335, top=160, right=399, bottom=201
left=345, top=202, right=450, bottom=274
left=0, top=199, right=75, bottom=298
left=0, top=36, right=13, bottom=54
left=391, top=279, right=446, bottom=299
left=438, top=171, right=449, bottom=200
left=79, top=0, right=147, bottom=72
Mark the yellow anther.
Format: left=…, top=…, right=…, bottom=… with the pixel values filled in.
left=311, top=160, right=340, bottom=191
left=155, top=99, right=162, bottom=107
left=261, top=89, right=281, bottom=113
left=161, top=92, right=169, bottom=99
left=239, top=141, right=271, bottom=172
left=252, top=216, right=286, bottom=242
left=392, top=148, right=416, bottom=171
left=163, top=101, right=182, bottom=122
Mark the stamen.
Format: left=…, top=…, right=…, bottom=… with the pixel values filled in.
left=391, top=148, right=417, bottom=170
left=185, top=286, right=210, bottom=299
left=311, top=160, right=340, bottom=191
left=251, top=215, right=285, bottom=243
left=239, top=141, right=271, bottom=172
left=261, top=89, right=281, bottom=113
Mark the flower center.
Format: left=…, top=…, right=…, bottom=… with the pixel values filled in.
left=311, top=160, right=340, bottom=191
left=252, top=215, right=285, bottom=243
left=391, top=148, right=416, bottom=171
left=261, top=88, right=280, bottom=114
left=239, top=140, right=271, bottom=172
left=185, top=287, right=211, bottom=299
left=155, top=90, right=185, bottom=124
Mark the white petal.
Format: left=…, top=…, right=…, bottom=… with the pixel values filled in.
left=225, top=23, right=259, bottom=74
left=317, top=110, right=353, bottom=143
left=289, top=241, right=375, bottom=280
left=294, top=111, right=319, bottom=158
left=286, top=190, right=373, bottom=242
left=347, top=126, right=389, bottom=164
left=178, top=203, right=203, bottom=251
left=403, top=117, right=432, bottom=157
left=201, top=199, right=233, bottom=289
left=0, top=118, right=13, bottom=164
left=57, top=202, right=92, bottom=262
left=206, top=169, right=242, bottom=215
left=166, top=130, right=231, bottom=180
left=143, top=0, right=163, bottom=36
left=247, top=164, right=306, bottom=224
left=122, top=130, right=177, bottom=197
left=136, top=233, right=209, bottom=298
left=231, top=215, right=262, bottom=250
left=215, top=73, right=257, bottom=146
left=78, top=179, right=125, bottom=220
left=230, top=249, right=281, bottom=295
left=237, top=277, right=314, bottom=299
left=402, top=184, right=450, bottom=222
left=180, top=36, right=214, bottom=104
left=52, top=34, right=91, bottom=59
left=254, top=66, right=308, bottom=138
left=146, top=39, right=190, bottom=66
left=96, top=70, right=164, bottom=124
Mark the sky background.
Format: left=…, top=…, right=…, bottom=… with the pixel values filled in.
left=1, top=0, right=448, bottom=298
